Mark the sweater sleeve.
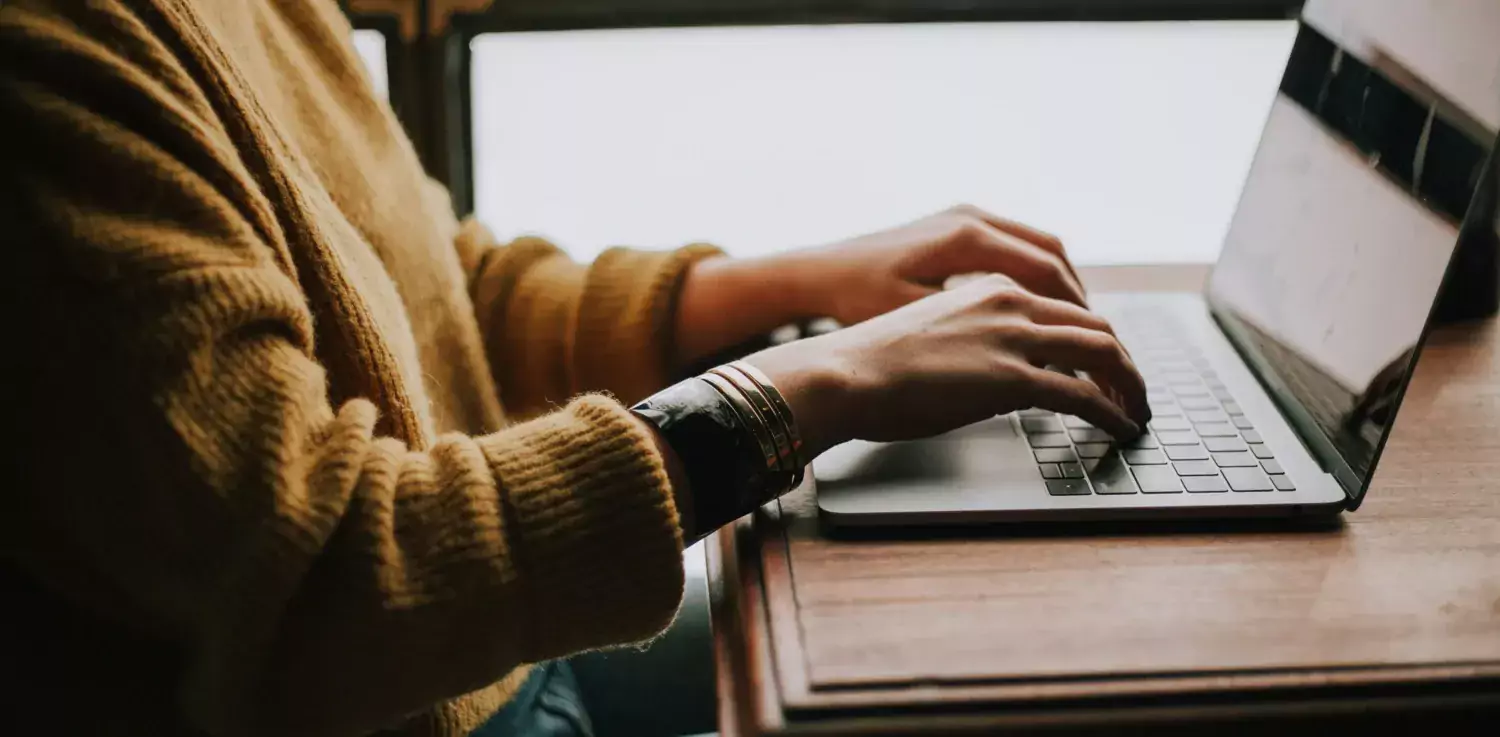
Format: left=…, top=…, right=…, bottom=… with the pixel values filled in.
left=1, top=6, right=683, bottom=737
left=453, top=216, right=723, bottom=419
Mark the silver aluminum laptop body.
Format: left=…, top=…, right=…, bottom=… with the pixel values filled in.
left=818, top=0, right=1500, bottom=526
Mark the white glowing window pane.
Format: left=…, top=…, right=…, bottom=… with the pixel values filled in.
left=472, top=22, right=1295, bottom=264
left=352, top=29, right=390, bottom=100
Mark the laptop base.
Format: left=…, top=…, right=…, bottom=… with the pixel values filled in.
left=816, top=293, right=1349, bottom=528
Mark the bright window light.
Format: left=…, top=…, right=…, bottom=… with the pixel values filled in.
left=352, top=29, right=390, bottom=100
left=472, top=22, right=1295, bottom=264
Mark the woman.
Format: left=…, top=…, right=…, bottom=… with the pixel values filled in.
left=0, top=1, right=1148, bottom=736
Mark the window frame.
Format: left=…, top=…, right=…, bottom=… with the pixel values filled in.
left=344, top=1, right=431, bottom=170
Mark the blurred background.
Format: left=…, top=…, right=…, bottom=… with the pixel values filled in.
left=347, top=1, right=1304, bottom=265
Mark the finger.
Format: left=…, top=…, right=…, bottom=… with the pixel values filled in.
left=1017, top=292, right=1118, bottom=338
left=1020, top=325, right=1150, bottom=423
left=1019, top=366, right=1141, bottom=439
left=959, top=224, right=1089, bottom=308
left=944, top=271, right=1014, bottom=291
left=1021, top=295, right=1144, bottom=377
left=952, top=205, right=1085, bottom=293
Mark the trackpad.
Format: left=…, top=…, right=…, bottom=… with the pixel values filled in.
left=814, top=416, right=1044, bottom=515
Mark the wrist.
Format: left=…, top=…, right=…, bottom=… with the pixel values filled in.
left=632, top=377, right=798, bottom=539
left=710, top=251, right=832, bottom=321
left=759, top=248, right=839, bottom=321
left=742, top=337, right=853, bottom=460
left=675, top=253, right=825, bottom=368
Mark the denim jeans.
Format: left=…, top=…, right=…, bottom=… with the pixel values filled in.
left=469, top=661, right=593, bottom=737
left=470, top=550, right=715, bottom=737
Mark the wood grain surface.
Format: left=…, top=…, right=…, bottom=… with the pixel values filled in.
left=709, top=264, right=1500, bottom=734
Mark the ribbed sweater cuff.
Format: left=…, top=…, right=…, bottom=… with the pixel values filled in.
left=574, top=243, right=725, bottom=404
left=478, top=394, right=685, bottom=655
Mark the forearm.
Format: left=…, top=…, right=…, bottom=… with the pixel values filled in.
left=466, top=234, right=725, bottom=410
left=671, top=251, right=828, bottom=370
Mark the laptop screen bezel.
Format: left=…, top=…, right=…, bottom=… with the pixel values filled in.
left=1201, top=38, right=1497, bottom=509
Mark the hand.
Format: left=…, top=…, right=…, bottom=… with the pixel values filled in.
left=790, top=204, right=1089, bottom=326
left=744, top=275, right=1149, bottom=459
left=672, top=205, right=1089, bottom=368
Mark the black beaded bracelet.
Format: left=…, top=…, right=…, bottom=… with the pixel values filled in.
left=631, top=377, right=797, bottom=536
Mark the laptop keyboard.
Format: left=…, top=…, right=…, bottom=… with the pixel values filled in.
left=1025, top=309, right=1296, bottom=496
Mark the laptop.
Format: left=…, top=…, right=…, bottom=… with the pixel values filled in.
left=816, top=0, right=1500, bottom=526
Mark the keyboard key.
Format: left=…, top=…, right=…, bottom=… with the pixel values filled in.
left=1188, top=410, right=1228, bottom=423
left=1149, top=402, right=1182, bottom=417
left=1224, top=467, right=1273, bottom=491
left=1039, top=464, right=1063, bottom=479
left=1184, top=475, right=1229, bottom=493
left=1222, top=401, right=1243, bottom=415
left=1027, top=432, right=1071, bottom=448
left=1156, top=430, right=1200, bottom=445
left=1022, top=416, right=1064, bottom=433
left=1165, top=444, right=1210, bottom=461
left=1034, top=448, right=1078, bottom=463
left=1261, top=459, right=1285, bottom=475
left=1069, top=428, right=1112, bottom=443
left=1203, top=436, right=1247, bottom=452
left=1164, top=371, right=1199, bottom=385
left=1249, top=443, right=1274, bottom=459
left=1196, top=422, right=1238, bottom=437
left=1019, top=408, right=1053, bottom=417
left=1075, top=442, right=1111, bottom=459
left=1242, top=430, right=1264, bottom=444
left=1132, top=466, right=1184, bottom=493
left=1173, top=460, right=1221, bottom=476
left=1211, top=388, right=1235, bottom=401
left=1061, top=415, right=1094, bottom=429
left=1150, top=417, right=1192, bottom=432
left=1179, top=397, right=1218, bottom=411
left=1146, top=389, right=1174, bottom=403
left=1046, top=479, right=1092, bottom=496
left=1086, top=456, right=1137, bottom=495
left=1212, top=451, right=1259, bottom=467
left=1174, top=385, right=1211, bottom=398
left=1232, top=416, right=1256, bottom=430
left=1123, top=449, right=1167, bottom=465
left=1060, top=462, right=1086, bottom=479
left=1122, top=434, right=1159, bottom=450
left=1270, top=474, right=1296, bottom=491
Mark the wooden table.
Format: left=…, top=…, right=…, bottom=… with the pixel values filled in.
left=708, top=265, right=1500, bottom=736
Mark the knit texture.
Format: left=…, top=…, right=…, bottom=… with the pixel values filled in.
left=0, top=1, right=721, bottom=735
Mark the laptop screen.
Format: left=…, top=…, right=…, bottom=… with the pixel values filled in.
left=1205, top=0, right=1498, bottom=503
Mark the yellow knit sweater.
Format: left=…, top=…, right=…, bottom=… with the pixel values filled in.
left=0, top=1, right=720, bottom=735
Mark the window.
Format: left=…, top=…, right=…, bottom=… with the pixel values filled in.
left=352, top=29, right=390, bottom=99
left=469, top=21, right=1296, bottom=263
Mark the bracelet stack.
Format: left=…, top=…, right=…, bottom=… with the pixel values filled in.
left=629, top=361, right=807, bottom=536
left=704, top=361, right=807, bottom=494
